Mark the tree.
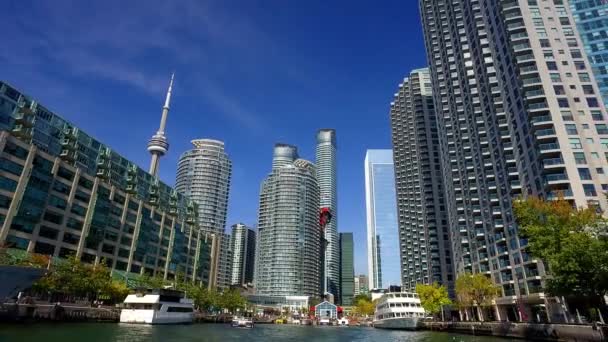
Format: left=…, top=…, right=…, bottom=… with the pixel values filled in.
left=353, top=296, right=375, bottom=317
left=218, top=289, right=247, bottom=314
left=416, top=283, right=452, bottom=318
left=455, top=273, right=500, bottom=321
left=514, top=196, right=608, bottom=310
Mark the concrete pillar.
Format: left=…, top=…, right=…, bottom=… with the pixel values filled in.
left=0, top=140, right=36, bottom=243
left=76, top=177, right=100, bottom=258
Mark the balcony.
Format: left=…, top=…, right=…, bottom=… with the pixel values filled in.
left=535, top=128, right=556, bottom=137
left=544, top=173, right=568, bottom=182
left=539, top=142, right=560, bottom=152
left=543, top=157, right=564, bottom=167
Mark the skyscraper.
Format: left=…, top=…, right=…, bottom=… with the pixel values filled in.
left=147, top=74, right=174, bottom=177
left=569, top=0, right=608, bottom=109
left=389, top=69, right=454, bottom=295
left=255, top=144, right=322, bottom=297
left=230, top=223, right=256, bottom=286
left=420, top=0, right=608, bottom=318
left=316, top=129, right=340, bottom=300
left=354, top=275, right=369, bottom=296
left=364, top=150, right=400, bottom=289
left=339, top=232, right=354, bottom=305
left=175, top=139, right=232, bottom=288
left=0, top=81, right=215, bottom=287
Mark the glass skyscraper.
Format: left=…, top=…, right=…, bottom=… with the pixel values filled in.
left=255, top=144, right=322, bottom=297
left=0, top=81, right=215, bottom=286
left=339, top=232, right=354, bottom=305
left=175, top=139, right=232, bottom=289
left=229, top=223, right=256, bottom=286
left=364, top=149, right=400, bottom=289
left=569, top=0, right=608, bottom=109
left=316, top=129, right=340, bottom=300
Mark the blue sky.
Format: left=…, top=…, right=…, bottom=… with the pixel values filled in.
left=0, top=0, right=426, bottom=275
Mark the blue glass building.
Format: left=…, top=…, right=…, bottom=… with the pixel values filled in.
left=364, top=149, right=400, bottom=289
left=570, top=0, right=608, bottom=108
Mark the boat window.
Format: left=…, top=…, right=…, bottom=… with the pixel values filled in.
left=167, top=307, right=193, bottom=313
left=125, top=303, right=158, bottom=310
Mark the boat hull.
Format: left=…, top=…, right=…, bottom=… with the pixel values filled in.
left=120, top=309, right=193, bottom=325
left=373, top=317, right=420, bottom=330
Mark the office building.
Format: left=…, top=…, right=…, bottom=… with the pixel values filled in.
left=175, top=139, right=232, bottom=289
left=354, top=274, right=369, bottom=296
left=316, top=129, right=340, bottom=300
left=339, top=232, right=354, bottom=306
left=420, top=0, right=608, bottom=319
left=389, top=68, right=454, bottom=295
left=255, top=144, right=322, bottom=297
left=0, top=81, right=216, bottom=287
left=364, top=150, right=400, bottom=289
left=229, top=223, right=256, bottom=286
left=569, top=0, right=608, bottom=109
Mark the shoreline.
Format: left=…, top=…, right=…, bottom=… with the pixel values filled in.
left=420, top=321, right=607, bottom=342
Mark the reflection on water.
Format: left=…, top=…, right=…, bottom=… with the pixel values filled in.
left=0, top=323, right=506, bottom=342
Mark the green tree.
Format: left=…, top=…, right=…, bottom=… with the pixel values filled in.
left=455, top=273, right=500, bottom=321
left=514, top=197, right=608, bottom=308
left=218, top=288, right=247, bottom=314
left=353, top=296, right=375, bottom=317
left=416, top=283, right=452, bottom=318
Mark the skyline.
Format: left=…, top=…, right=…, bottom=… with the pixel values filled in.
left=0, top=0, right=427, bottom=276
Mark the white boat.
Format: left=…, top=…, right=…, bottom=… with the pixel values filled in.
left=337, top=317, right=349, bottom=326
left=120, top=289, right=194, bottom=324
left=373, top=291, right=425, bottom=330
left=231, top=316, right=254, bottom=328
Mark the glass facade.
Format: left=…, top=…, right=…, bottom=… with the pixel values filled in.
left=364, top=150, right=400, bottom=289
left=255, top=144, right=322, bottom=298
left=175, top=139, right=232, bottom=289
left=229, top=223, right=256, bottom=286
left=569, top=0, right=608, bottom=109
left=316, top=129, right=340, bottom=300
left=0, top=81, right=215, bottom=287
left=339, top=232, right=354, bottom=305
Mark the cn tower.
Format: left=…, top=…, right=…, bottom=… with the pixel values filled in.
left=147, top=73, right=174, bottom=177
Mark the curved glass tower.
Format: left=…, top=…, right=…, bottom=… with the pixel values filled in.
left=255, top=144, right=322, bottom=297
left=175, top=139, right=232, bottom=288
left=316, top=129, right=340, bottom=301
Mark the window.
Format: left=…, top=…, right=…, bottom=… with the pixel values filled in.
left=571, top=49, right=582, bottom=59
left=550, top=73, right=562, bottom=82
left=592, top=111, right=604, bottom=121
left=601, top=139, right=608, bottom=148
left=579, top=73, right=591, bottom=82
left=569, top=138, right=582, bottom=149
left=558, top=98, right=569, bottom=108
left=583, top=85, right=595, bottom=95
left=566, top=124, right=578, bottom=135
left=583, top=184, right=597, bottom=197
left=587, top=98, right=600, bottom=107
left=561, top=110, right=573, bottom=121
left=596, top=124, right=608, bottom=135
left=579, top=168, right=592, bottom=180
left=574, top=152, right=587, bottom=164
left=547, top=61, right=557, bottom=70
left=554, top=85, right=565, bottom=95
left=575, top=61, right=586, bottom=70
left=597, top=168, right=604, bottom=175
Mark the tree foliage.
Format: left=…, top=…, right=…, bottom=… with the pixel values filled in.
left=455, top=273, right=500, bottom=309
left=513, top=197, right=608, bottom=301
left=31, top=256, right=128, bottom=303
left=416, top=283, right=452, bottom=315
left=352, top=296, right=375, bottom=317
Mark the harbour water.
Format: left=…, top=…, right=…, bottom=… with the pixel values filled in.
left=0, top=323, right=507, bottom=342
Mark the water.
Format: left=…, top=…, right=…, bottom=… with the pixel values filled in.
left=0, top=323, right=508, bottom=342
